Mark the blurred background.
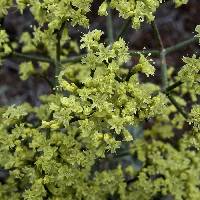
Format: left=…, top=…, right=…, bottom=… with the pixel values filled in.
left=0, top=0, right=200, bottom=106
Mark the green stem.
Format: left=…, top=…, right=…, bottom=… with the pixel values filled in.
left=152, top=21, right=168, bottom=89
left=129, top=49, right=160, bottom=57
left=160, top=49, right=168, bottom=89
left=152, top=21, right=164, bottom=49
left=106, top=5, right=114, bottom=45
left=15, top=36, right=194, bottom=66
left=151, top=21, right=188, bottom=118
left=165, top=80, right=183, bottom=93
left=61, top=54, right=86, bottom=64
left=152, top=80, right=183, bottom=97
left=165, top=37, right=198, bottom=55
left=12, top=52, right=53, bottom=63
left=167, top=94, right=188, bottom=119
left=10, top=36, right=198, bottom=66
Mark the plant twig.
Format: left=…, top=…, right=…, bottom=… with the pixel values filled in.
left=160, top=49, right=168, bottom=89
left=167, top=94, right=188, bottom=119
left=10, top=36, right=198, bottom=67
left=152, top=21, right=164, bottom=50
left=129, top=49, right=160, bottom=57
left=12, top=52, right=53, bottom=64
left=151, top=21, right=188, bottom=118
left=152, top=80, right=183, bottom=97
left=165, top=36, right=198, bottom=55
left=152, top=21, right=168, bottom=89
left=106, top=5, right=114, bottom=45
left=165, top=80, right=183, bottom=93
left=16, top=36, right=194, bottom=66
left=118, top=31, right=198, bottom=60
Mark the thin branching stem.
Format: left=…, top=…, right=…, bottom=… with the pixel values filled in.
left=56, top=36, right=199, bottom=63
left=12, top=52, right=54, bottom=64
left=165, top=80, right=183, bottom=93
left=106, top=5, right=114, bottom=45
left=152, top=20, right=189, bottom=119
left=160, top=49, right=168, bottom=89
left=129, top=49, right=160, bottom=57
left=10, top=36, right=197, bottom=65
left=167, top=94, right=188, bottom=119
left=152, top=21, right=168, bottom=89
left=152, top=80, right=183, bottom=97
left=152, top=21, right=164, bottom=50
left=165, top=36, right=198, bottom=55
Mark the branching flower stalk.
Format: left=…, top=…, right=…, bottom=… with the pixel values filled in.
left=12, top=52, right=54, bottom=64
left=167, top=94, right=188, bottom=119
left=165, top=80, right=183, bottom=93
left=152, top=21, right=168, bottom=89
left=6, top=37, right=198, bottom=66
left=152, top=21, right=189, bottom=119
